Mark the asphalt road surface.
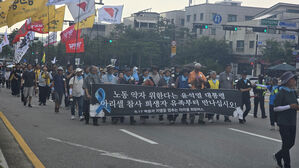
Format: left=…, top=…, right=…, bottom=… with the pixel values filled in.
left=0, top=88, right=298, bottom=168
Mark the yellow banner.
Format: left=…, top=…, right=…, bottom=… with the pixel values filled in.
left=74, top=15, right=95, bottom=30
left=31, top=5, right=55, bottom=25
left=43, top=6, right=65, bottom=32
left=7, top=0, right=48, bottom=27
left=0, top=0, right=14, bottom=28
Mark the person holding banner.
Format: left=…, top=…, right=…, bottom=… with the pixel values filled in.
left=236, top=71, right=252, bottom=124
left=176, top=68, right=190, bottom=124
left=83, top=66, right=102, bottom=126
left=158, top=68, right=176, bottom=124
left=122, top=68, right=137, bottom=125
left=206, top=71, right=219, bottom=123
left=188, top=63, right=207, bottom=125
left=139, top=68, right=155, bottom=124
left=273, top=71, right=298, bottom=168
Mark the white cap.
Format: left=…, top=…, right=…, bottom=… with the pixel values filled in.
left=75, top=68, right=83, bottom=73
left=58, top=66, right=63, bottom=71
left=194, top=63, right=202, bottom=68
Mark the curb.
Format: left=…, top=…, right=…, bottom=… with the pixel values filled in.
left=0, top=149, right=9, bottom=168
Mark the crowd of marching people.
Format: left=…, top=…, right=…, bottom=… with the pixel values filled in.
left=1, top=61, right=298, bottom=168
left=0, top=62, right=283, bottom=127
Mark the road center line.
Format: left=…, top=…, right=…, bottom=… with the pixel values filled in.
left=47, top=137, right=170, bottom=168
left=229, top=128, right=282, bottom=143
left=119, top=129, right=158, bottom=145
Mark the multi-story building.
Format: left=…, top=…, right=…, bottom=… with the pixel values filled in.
left=225, top=3, right=299, bottom=75
left=160, top=10, right=186, bottom=28
left=185, top=0, right=265, bottom=40
left=123, top=9, right=160, bottom=30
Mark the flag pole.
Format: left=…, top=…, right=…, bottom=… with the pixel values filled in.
left=74, top=0, right=81, bottom=67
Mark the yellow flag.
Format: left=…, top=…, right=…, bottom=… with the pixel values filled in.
left=43, top=6, right=65, bottom=32
left=31, top=5, right=55, bottom=25
left=0, top=0, right=14, bottom=28
left=74, top=15, right=95, bottom=30
left=42, top=52, right=46, bottom=64
left=7, top=0, right=48, bottom=27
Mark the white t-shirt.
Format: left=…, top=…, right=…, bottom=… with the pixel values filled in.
left=69, top=76, right=84, bottom=97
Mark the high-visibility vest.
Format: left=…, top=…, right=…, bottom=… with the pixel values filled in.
left=256, top=82, right=267, bottom=96
left=208, top=80, right=219, bottom=89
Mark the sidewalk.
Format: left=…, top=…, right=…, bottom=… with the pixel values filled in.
left=0, top=117, right=33, bottom=168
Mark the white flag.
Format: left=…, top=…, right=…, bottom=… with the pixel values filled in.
left=98, top=5, right=123, bottom=24
left=14, top=32, right=35, bottom=63
left=67, top=0, right=95, bottom=23
left=1, top=30, right=10, bottom=47
left=47, top=0, right=79, bottom=6
left=44, top=32, right=57, bottom=47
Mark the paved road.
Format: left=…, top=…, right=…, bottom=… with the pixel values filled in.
left=0, top=88, right=298, bottom=168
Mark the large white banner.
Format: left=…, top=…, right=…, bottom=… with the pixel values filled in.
left=67, top=0, right=95, bottom=23
left=44, top=32, right=57, bottom=47
left=14, top=32, right=35, bottom=63
left=47, top=0, right=79, bottom=6
left=0, top=30, right=9, bottom=53
left=98, top=5, right=123, bottom=24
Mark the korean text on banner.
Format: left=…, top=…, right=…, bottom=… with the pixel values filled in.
left=60, top=25, right=81, bottom=43
left=65, top=38, right=85, bottom=53
left=27, top=21, right=46, bottom=34
left=7, top=0, right=48, bottom=27
left=0, top=0, right=14, bottom=28
left=67, top=0, right=95, bottom=23
left=13, top=21, right=29, bottom=44
left=98, top=5, right=123, bottom=24
left=74, top=15, right=95, bottom=30
left=31, top=5, right=55, bottom=25
left=43, top=6, right=65, bottom=32
left=44, top=32, right=57, bottom=47
left=14, top=32, right=35, bottom=63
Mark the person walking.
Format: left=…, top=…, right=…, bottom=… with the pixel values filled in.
left=206, top=71, right=220, bottom=123
left=38, top=65, right=52, bottom=106
left=218, top=64, right=234, bottom=122
left=236, top=71, right=252, bottom=124
left=10, top=64, right=22, bottom=96
left=52, top=67, right=65, bottom=112
left=150, top=66, right=160, bottom=86
left=69, top=68, right=85, bottom=121
left=176, top=68, right=190, bottom=124
left=188, top=63, right=207, bottom=125
left=65, top=64, right=75, bottom=109
left=21, top=64, right=36, bottom=107
left=139, top=68, right=155, bottom=124
left=273, top=71, right=298, bottom=168
left=253, top=74, right=267, bottom=118
left=83, top=66, right=102, bottom=126
left=268, top=78, right=279, bottom=130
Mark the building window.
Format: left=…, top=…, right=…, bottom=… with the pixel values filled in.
left=236, top=40, right=244, bottom=52
left=149, top=23, right=156, bottom=28
left=229, top=41, right=233, bottom=49
left=171, top=19, right=174, bottom=24
left=249, top=41, right=255, bottom=49
left=245, top=16, right=253, bottom=21
left=199, top=29, right=203, bottom=35
left=193, top=14, right=197, bottom=21
left=228, top=14, right=237, bottom=22
left=140, top=22, right=148, bottom=28
left=211, top=13, right=217, bottom=21
left=187, top=15, right=191, bottom=22
left=181, top=19, right=185, bottom=26
left=286, top=9, right=299, bottom=14
left=211, top=28, right=216, bottom=35
left=200, top=13, right=204, bottom=21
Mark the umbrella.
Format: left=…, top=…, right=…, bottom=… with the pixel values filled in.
left=267, top=63, right=296, bottom=71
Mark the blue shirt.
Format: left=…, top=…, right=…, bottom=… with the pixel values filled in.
left=268, top=85, right=279, bottom=105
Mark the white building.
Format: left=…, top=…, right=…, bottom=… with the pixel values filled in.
left=160, top=10, right=186, bottom=28
left=225, top=3, right=299, bottom=75
left=185, top=0, right=265, bottom=40
left=124, top=9, right=160, bottom=30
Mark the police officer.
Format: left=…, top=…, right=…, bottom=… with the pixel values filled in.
left=253, top=74, right=267, bottom=118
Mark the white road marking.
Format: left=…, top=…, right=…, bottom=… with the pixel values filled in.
left=47, top=137, right=171, bottom=168
left=120, top=129, right=158, bottom=145
left=248, top=113, right=253, bottom=116
left=229, top=128, right=282, bottom=143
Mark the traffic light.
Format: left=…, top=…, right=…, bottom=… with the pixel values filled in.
left=252, top=27, right=268, bottom=33
left=194, top=23, right=210, bottom=29
left=109, top=40, right=113, bottom=43
left=223, top=25, right=238, bottom=31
